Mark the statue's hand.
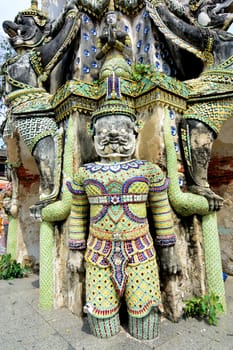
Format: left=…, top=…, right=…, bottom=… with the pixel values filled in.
left=67, top=250, right=85, bottom=273
left=188, top=185, right=224, bottom=211
left=158, top=246, right=181, bottom=275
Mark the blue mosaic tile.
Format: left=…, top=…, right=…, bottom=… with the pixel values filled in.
left=136, top=23, right=141, bottom=32
left=144, top=43, right=150, bottom=52
left=163, top=63, right=171, bottom=75
left=83, top=33, right=89, bottom=40
left=179, top=177, right=184, bottom=187
left=155, top=61, right=160, bottom=69
left=83, top=66, right=90, bottom=73
left=174, top=142, right=179, bottom=152
left=84, top=49, right=90, bottom=57
left=171, top=126, right=177, bottom=136
left=83, top=14, right=89, bottom=23
left=92, top=61, right=98, bottom=68
left=169, top=110, right=175, bottom=120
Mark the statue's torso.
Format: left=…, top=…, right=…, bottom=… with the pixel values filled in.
left=79, top=159, right=164, bottom=233
left=4, top=53, right=38, bottom=94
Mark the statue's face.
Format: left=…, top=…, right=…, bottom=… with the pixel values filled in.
left=3, top=14, right=47, bottom=49
left=106, top=12, right=117, bottom=25
left=94, top=115, right=136, bottom=160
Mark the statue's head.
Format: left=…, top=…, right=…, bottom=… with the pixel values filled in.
left=93, top=110, right=137, bottom=160
left=106, top=0, right=118, bottom=25
left=106, top=11, right=117, bottom=25
left=3, top=0, right=50, bottom=50
left=90, top=75, right=139, bottom=160
left=189, top=0, right=233, bottom=30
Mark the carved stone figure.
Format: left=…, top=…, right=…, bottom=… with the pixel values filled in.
left=67, top=76, right=180, bottom=339
left=147, top=0, right=233, bottom=210
left=96, top=1, right=132, bottom=79
left=2, top=0, right=80, bottom=217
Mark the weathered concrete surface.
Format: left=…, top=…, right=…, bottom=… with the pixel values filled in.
left=0, top=273, right=232, bottom=350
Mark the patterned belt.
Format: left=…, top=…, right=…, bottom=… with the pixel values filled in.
left=89, top=223, right=149, bottom=241
left=88, top=193, right=148, bottom=205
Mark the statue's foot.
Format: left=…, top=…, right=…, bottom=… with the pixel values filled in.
left=188, top=185, right=224, bottom=211
left=30, top=203, right=43, bottom=221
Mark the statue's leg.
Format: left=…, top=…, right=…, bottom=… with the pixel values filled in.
left=180, top=119, right=214, bottom=188
left=2, top=120, right=21, bottom=217
left=5, top=164, right=20, bottom=217
left=30, top=133, right=62, bottom=220
left=84, top=261, right=121, bottom=338
left=87, top=313, right=120, bottom=338
left=180, top=118, right=223, bottom=210
left=128, top=309, right=159, bottom=340
left=125, top=258, right=162, bottom=340
left=32, top=135, right=56, bottom=197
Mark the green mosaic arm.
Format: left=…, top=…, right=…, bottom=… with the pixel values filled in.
left=149, top=189, right=176, bottom=246
left=68, top=190, right=89, bottom=249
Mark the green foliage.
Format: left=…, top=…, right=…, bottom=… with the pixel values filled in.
left=131, top=63, right=154, bottom=81
left=184, top=292, right=224, bottom=326
left=0, top=254, right=28, bottom=280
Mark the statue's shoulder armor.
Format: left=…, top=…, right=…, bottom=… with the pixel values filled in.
left=77, top=0, right=109, bottom=17
left=144, top=161, right=162, bottom=173
left=115, top=0, right=144, bottom=15
left=77, top=0, right=143, bottom=17
left=144, top=161, right=167, bottom=186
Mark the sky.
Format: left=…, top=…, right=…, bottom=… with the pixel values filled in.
left=0, top=0, right=41, bottom=34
